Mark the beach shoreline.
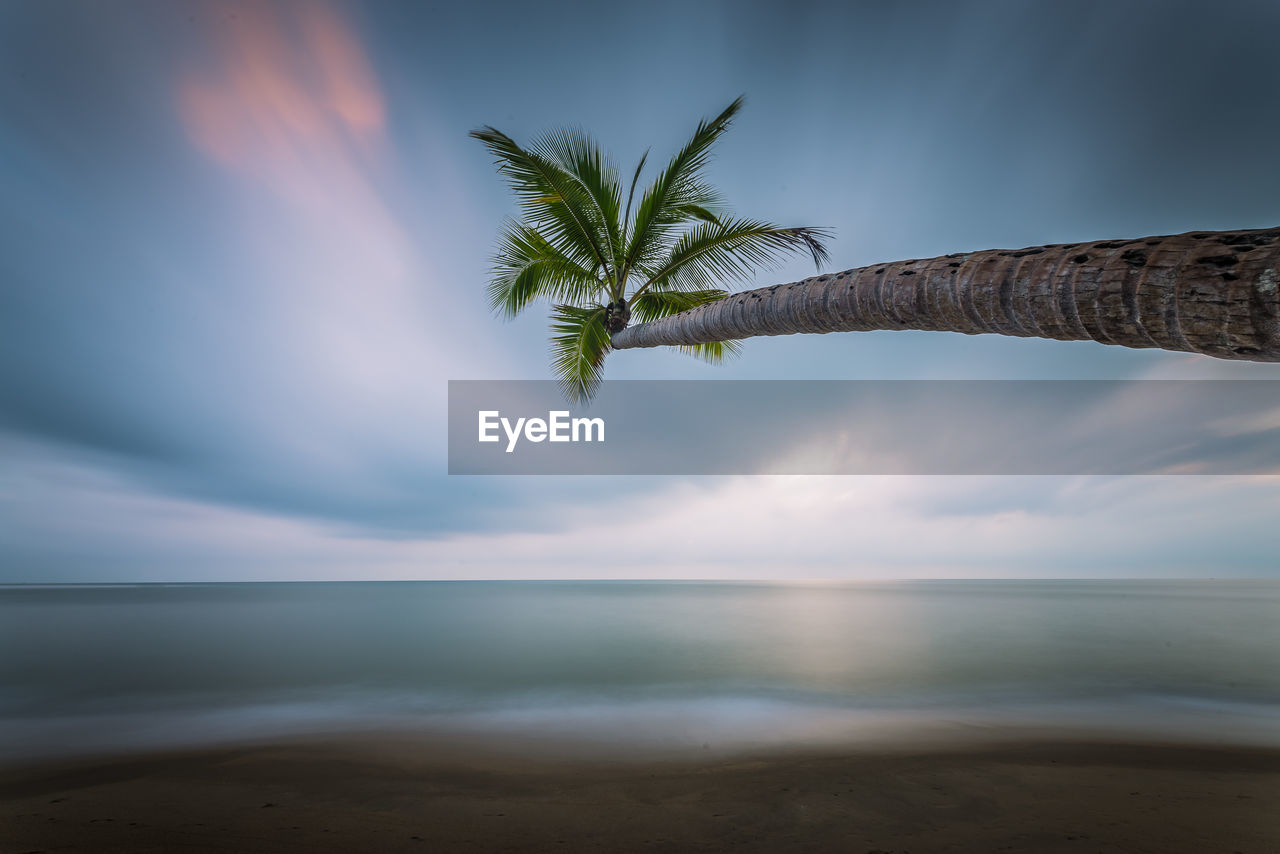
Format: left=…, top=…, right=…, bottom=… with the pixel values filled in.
left=4, top=730, right=1278, bottom=853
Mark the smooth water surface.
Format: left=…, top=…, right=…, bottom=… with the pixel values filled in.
left=2, top=581, right=1277, bottom=760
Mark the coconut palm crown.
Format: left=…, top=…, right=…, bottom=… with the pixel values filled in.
left=471, top=97, right=831, bottom=402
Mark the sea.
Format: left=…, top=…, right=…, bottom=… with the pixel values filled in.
left=2, top=580, right=1278, bottom=763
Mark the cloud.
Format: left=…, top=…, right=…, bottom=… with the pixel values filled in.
left=10, top=433, right=1276, bottom=582
left=1, top=0, right=517, bottom=540
left=178, top=2, right=384, bottom=169
left=418, top=474, right=1280, bottom=579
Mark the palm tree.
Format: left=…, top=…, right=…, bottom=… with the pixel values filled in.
left=610, top=227, right=1280, bottom=362
left=472, top=97, right=832, bottom=401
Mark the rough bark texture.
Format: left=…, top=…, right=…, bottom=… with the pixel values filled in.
left=610, top=227, right=1280, bottom=362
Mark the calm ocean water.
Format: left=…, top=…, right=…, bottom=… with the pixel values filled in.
left=2, top=580, right=1278, bottom=761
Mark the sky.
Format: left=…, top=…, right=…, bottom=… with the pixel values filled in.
left=1, top=0, right=1278, bottom=582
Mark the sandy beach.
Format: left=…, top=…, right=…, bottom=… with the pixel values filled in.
left=3, top=732, right=1278, bottom=854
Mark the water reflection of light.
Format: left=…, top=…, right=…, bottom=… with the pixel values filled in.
left=752, top=584, right=934, bottom=692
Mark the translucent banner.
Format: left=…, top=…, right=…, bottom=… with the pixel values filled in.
left=448, top=380, right=1280, bottom=475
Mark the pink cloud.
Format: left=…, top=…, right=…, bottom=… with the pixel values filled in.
left=178, top=1, right=384, bottom=171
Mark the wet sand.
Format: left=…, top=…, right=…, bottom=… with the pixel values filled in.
left=2, top=734, right=1278, bottom=853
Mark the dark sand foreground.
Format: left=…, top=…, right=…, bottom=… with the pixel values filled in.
left=3, top=734, right=1278, bottom=853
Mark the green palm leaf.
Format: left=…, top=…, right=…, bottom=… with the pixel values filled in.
left=622, top=149, right=649, bottom=239
left=526, top=127, right=624, bottom=275
left=490, top=221, right=605, bottom=317
left=634, top=218, right=832, bottom=297
left=676, top=339, right=741, bottom=363
left=631, top=288, right=729, bottom=322
left=549, top=304, right=611, bottom=403
left=471, top=127, right=615, bottom=281
left=621, top=97, right=742, bottom=281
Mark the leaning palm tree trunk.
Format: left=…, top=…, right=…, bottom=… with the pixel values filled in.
left=610, top=227, right=1280, bottom=361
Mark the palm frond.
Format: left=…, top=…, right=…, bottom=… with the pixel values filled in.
left=489, top=221, right=605, bottom=317
left=677, top=204, right=721, bottom=225
left=677, top=339, right=741, bottom=363
left=631, top=288, right=730, bottom=322
left=549, top=303, right=611, bottom=404
left=470, top=126, right=614, bottom=279
left=621, top=97, right=743, bottom=278
left=527, top=127, right=624, bottom=275
left=634, top=218, right=832, bottom=297
left=622, top=149, right=649, bottom=243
